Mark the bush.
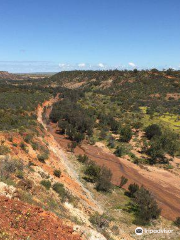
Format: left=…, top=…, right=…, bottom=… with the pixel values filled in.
left=53, top=169, right=61, bottom=178
left=84, top=162, right=112, bottom=192
left=120, top=126, right=133, bottom=142
left=145, top=124, right=162, bottom=140
left=52, top=183, right=66, bottom=196
left=0, top=145, right=10, bottom=155
left=0, top=159, right=24, bottom=179
left=40, top=180, right=51, bottom=190
left=146, top=138, right=165, bottom=164
left=174, top=217, right=180, bottom=227
left=108, top=136, right=115, bottom=148
left=114, top=146, right=125, bottom=157
left=119, top=176, right=128, bottom=188
left=99, top=129, right=107, bottom=140
left=96, top=166, right=112, bottom=192
left=20, top=142, right=28, bottom=153
left=67, top=142, right=77, bottom=152
left=133, top=186, right=161, bottom=223
left=24, top=134, right=33, bottom=143
left=37, top=153, right=48, bottom=163
left=77, top=154, right=89, bottom=163
left=16, top=170, right=24, bottom=179
left=89, top=212, right=109, bottom=229
left=126, top=183, right=139, bottom=198
left=110, top=119, right=119, bottom=133
left=31, top=141, right=39, bottom=150
left=84, top=162, right=101, bottom=183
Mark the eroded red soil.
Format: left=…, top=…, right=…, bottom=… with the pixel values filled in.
left=48, top=122, right=180, bottom=221
left=0, top=196, right=81, bottom=240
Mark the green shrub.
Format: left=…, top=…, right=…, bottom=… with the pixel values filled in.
left=24, top=134, right=33, bottom=143
left=133, top=186, right=161, bottom=224
left=0, top=145, right=10, bottom=155
left=89, top=212, right=109, bottom=229
left=145, top=124, right=162, bottom=140
left=174, top=217, right=180, bottom=227
left=84, top=162, right=112, bottom=192
left=114, top=146, right=125, bottom=157
left=0, top=159, right=23, bottom=179
left=52, top=183, right=66, bottom=196
left=31, top=141, right=39, bottom=150
left=107, top=136, right=115, bottom=148
left=126, top=183, right=139, bottom=198
left=120, top=126, right=133, bottom=142
left=53, top=169, right=61, bottom=178
left=16, top=170, right=24, bottom=179
left=96, top=166, right=112, bottom=192
left=84, top=162, right=100, bottom=183
left=37, top=153, right=48, bottom=163
left=77, top=154, right=89, bottom=163
left=20, top=142, right=28, bottom=153
left=67, top=142, right=77, bottom=152
left=40, top=180, right=51, bottom=190
left=119, top=176, right=128, bottom=188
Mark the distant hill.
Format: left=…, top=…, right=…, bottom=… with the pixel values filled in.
left=50, top=70, right=180, bottom=114
left=0, top=71, right=55, bottom=80
left=0, top=71, right=26, bottom=80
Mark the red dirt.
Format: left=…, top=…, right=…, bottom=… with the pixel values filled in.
left=48, top=123, right=180, bottom=221
left=0, top=196, right=81, bottom=240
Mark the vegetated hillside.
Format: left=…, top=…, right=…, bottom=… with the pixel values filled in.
left=50, top=69, right=180, bottom=166
left=48, top=69, right=180, bottom=227
left=0, top=71, right=28, bottom=80
left=51, top=69, right=180, bottom=114
left=0, top=79, right=125, bottom=240
left=0, top=71, right=180, bottom=240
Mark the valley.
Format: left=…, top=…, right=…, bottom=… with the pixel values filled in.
left=0, top=70, right=180, bottom=239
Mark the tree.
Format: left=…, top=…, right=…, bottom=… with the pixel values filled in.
left=84, top=162, right=101, bottom=183
left=133, top=186, right=161, bottom=223
left=147, top=138, right=165, bottom=164
left=67, top=142, right=77, bottom=152
left=110, top=119, right=119, bottom=133
left=127, top=183, right=139, bottom=198
left=108, top=136, right=115, bottom=148
left=77, top=154, right=89, bottom=163
left=99, top=129, right=107, bottom=140
left=160, top=131, right=179, bottom=157
left=174, top=217, right=180, bottom=227
left=96, top=166, right=112, bottom=192
left=53, top=169, right=61, bottom=178
left=145, top=124, right=162, bottom=140
left=119, top=176, right=128, bottom=188
left=114, top=146, right=125, bottom=157
left=120, top=126, right=133, bottom=142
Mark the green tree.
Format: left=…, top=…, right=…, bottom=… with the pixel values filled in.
left=145, top=124, right=162, bottom=140
left=96, top=166, right=112, bottom=192
left=119, top=176, right=128, bottom=188
left=127, top=183, right=139, bottom=198
left=174, top=217, right=180, bottom=227
left=84, top=162, right=101, bottom=183
left=120, top=126, right=133, bottom=142
left=133, top=186, right=161, bottom=223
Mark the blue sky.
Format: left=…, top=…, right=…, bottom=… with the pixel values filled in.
left=0, top=0, right=180, bottom=73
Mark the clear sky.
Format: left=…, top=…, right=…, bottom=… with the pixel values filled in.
left=0, top=0, right=180, bottom=73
